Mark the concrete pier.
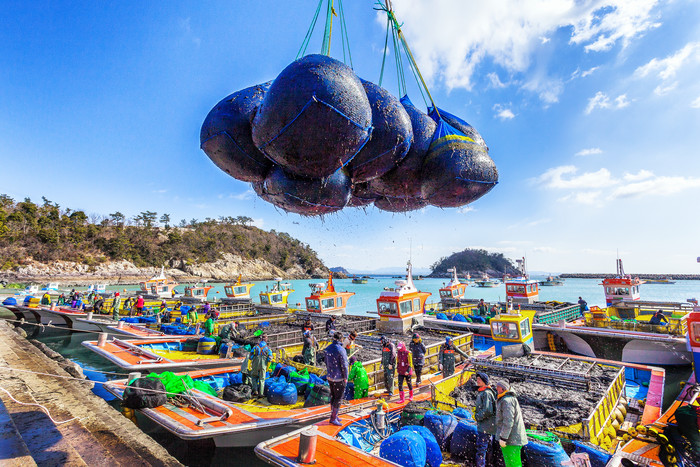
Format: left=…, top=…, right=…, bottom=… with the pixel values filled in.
left=0, top=320, right=182, bottom=466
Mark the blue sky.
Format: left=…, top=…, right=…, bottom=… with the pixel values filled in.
left=2, top=1, right=700, bottom=274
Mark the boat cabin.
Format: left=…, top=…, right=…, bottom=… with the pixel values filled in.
left=184, top=284, right=214, bottom=302
left=87, top=284, right=107, bottom=294
left=140, top=267, right=180, bottom=297
left=601, top=259, right=641, bottom=306
left=42, top=282, right=60, bottom=291
left=260, top=279, right=294, bottom=307
left=376, top=261, right=431, bottom=332
left=439, top=267, right=467, bottom=302
left=305, top=273, right=355, bottom=314
left=504, top=257, right=539, bottom=304
left=224, top=275, right=254, bottom=299
left=686, top=310, right=700, bottom=372
left=489, top=312, right=534, bottom=356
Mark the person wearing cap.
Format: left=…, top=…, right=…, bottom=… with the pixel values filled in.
left=578, top=296, right=588, bottom=318
left=649, top=309, right=669, bottom=326
left=135, top=295, right=145, bottom=315
left=396, top=341, right=414, bottom=403
left=111, top=292, right=121, bottom=321
left=325, top=315, right=337, bottom=336
left=380, top=336, right=397, bottom=395
left=409, top=333, right=427, bottom=386
left=250, top=333, right=273, bottom=398
left=301, top=318, right=314, bottom=334
left=495, top=380, right=527, bottom=467
left=474, top=372, right=497, bottom=467
left=302, top=329, right=319, bottom=366
left=343, top=330, right=362, bottom=365
left=438, top=336, right=469, bottom=377
left=325, top=331, right=349, bottom=425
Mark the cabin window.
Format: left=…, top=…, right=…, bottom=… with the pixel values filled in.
left=691, top=322, right=700, bottom=344
left=195, top=289, right=203, bottom=296
left=507, top=285, right=513, bottom=292
left=440, top=290, right=450, bottom=298
left=491, top=321, right=520, bottom=340
left=520, top=319, right=531, bottom=338
left=337, top=297, right=343, bottom=307
left=452, top=290, right=458, bottom=297
left=322, top=298, right=335, bottom=309
left=306, top=299, right=320, bottom=310
left=399, top=300, right=412, bottom=315
left=224, top=286, right=233, bottom=295
left=413, top=298, right=421, bottom=312
left=377, top=301, right=397, bottom=315
left=233, top=286, right=247, bottom=295
left=271, top=293, right=283, bottom=303
left=260, top=295, right=270, bottom=304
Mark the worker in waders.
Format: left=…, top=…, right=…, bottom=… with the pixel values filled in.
left=474, top=372, right=497, bottom=467
left=495, top=380, right=527, bottom=467
left=380, top=336, right=397, bottom=395
left=438, top=336, right=469, bottom=377
left=348, top=360, right=369, bottom=399
left=203, top=316, right=215, bottom=337
left=325, top=332, right=349, bottom=425
left=250, top=334, right=272, bottom=398
left=187, top=306, right=198, bottom=325
left=111, top=292, right=121, bottom=321
left=408, top=333, right=427, bottom=386
left=302, top=330, right=319, bottom=366
left=396, top=341, right=413, bottom=403
left=41, top=292, right=51, bottom=306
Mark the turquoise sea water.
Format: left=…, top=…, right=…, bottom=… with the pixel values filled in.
left=1, top=277, right=697, bottom=466
left=99, top=276, right=700, bottom=316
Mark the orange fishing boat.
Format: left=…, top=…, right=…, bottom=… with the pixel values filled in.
left=504, top=257, right=539, bottom=305
left=438, top=267, right=468, bottom=306
left=139, top=266, right=180, bottom=298
left=376, top=261, right=431, bottom=332
left=183, top=283, right=214, bottom=302
left=103, top=366, right=427, bottom=447
left=602, top=258, right=642, bottom=306
left=223, top=275, right=255, bottom=300
left=82, top=336, right=244, bottom=371
left=305, top=272, right=355, bottom=314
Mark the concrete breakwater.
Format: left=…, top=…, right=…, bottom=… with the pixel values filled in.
left=560, top=273, right=700, bottom=280
left=0, top=319, right=182, bottom=466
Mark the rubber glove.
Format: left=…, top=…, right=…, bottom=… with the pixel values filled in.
left=499, top=439, right=506, bottom=448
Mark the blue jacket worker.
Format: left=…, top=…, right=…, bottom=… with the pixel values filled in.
left=325, top=331, right=349, bottom=426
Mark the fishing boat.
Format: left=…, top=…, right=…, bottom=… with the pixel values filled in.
left=73, top=314, right=120, bottom=333
left=17, top=285, right=39, bottom=296
left=438, top=267, right=468, bottom=307
left=616, top=306, right=700, bottom=466
left=43, top=306, right=89, bottom=327
left=473, top=274, right=499, bottom=288
left=255, top=311, right=665, bottom=466
left=538, top=275, right=565, bottom=286
left=139, top=266, right=180, bottom=298
left=351, top=275, right=368, bottom=284
left=643, top=276, right=676, bottom=284
left=259, top=278, right=294, bottom=308
left=504, top=257, right=539, bottom=305
left=82, top=336, right=244, bottom=371
left=305, top=273, right=355, bottom=314
left=602, top=258, right=642, bottom=306
left=41, top=282, right=60, bottom=291
left=222, top=275, right=255, bottom=301
left=376, top=261, right=431, bottom=333
left=87, top=283, right=107, bottom=294
left=104, top=366, right=420, bottom=448
left=182, top=283, right=214, bottom=303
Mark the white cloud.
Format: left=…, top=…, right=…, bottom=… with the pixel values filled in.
left=522, top=75, right=564, bottom=104
left=457, top=206, right=475, bottom=214
left=540, top=36, right=550, bottom=45
left=581, top=66, right=599, bottom=78
left=575, top=148, right=603, bottom=157
left=692, top=96, right=700, bottom=109
left=537, top=165, right=613, bottom=189
left=635, top=42, right=700, bottom=80
left=229, top=189, right=255, bottom=201
left=493, top=104, right=515, bottom=120
left=623, top=170, right=653, bottom=182
left=536, top=165, right=700, bottom=204
left=487, top=72, right=507, bottom=88
left=653, top=82, right=678, bottom=96
left=391, top=0, right=661, bottom=92
left=585, top=91, right=631, bottom=114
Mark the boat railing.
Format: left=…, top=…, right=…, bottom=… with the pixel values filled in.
left=534, top=304, right=581, bottom=325
left=583, top=316, right=687, bottom=336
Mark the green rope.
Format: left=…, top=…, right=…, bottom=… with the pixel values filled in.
left=321, top=0, right=334, bottom=56
left=338, top=0, right=353, bottom=68
left=378, top=16, right=390, bottom=86
left=297, top=0, right=324, bottom=59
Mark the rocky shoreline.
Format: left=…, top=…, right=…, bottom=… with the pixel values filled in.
left=0, top=253, right=332, bottom=286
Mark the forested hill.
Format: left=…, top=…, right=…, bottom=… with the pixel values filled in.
left=0, top=195, right=325, bottom=275
left=430, top=248, right=517, bottom=277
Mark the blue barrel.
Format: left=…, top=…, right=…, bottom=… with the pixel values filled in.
left=197, top=337, right=217, bottom=355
